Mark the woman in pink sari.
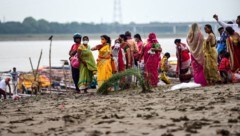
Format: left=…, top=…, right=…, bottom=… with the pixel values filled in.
left=187, top=23, right=207, bottom=86
left=142, top=33, right=162, bottom=87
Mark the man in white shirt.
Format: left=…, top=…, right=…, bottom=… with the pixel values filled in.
left=0, top=78, right=11, bottom=99
left=213, top=14, right=240, bottom=34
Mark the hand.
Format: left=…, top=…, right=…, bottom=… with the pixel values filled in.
left=213, top=14, right=218, bottom=21
left=82, top=61, right=87, bottom=66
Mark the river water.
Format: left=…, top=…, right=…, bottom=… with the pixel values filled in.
left=0, top=38, right=184, bottom=71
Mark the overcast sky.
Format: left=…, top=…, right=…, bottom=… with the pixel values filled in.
left=0, top=0, right=239, bottom=24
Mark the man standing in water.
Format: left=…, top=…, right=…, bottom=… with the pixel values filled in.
left=213, top=14, right=240, bottom=34
left=11, top=67, right=18, bottom=94
left=69, top=33, right=81, bottom=93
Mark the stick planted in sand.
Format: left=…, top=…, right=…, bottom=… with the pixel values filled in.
left=29, top=57, right=34, bottom=75
left=48, top=35, right=53, bottom=93
left=33, top=50, right=43, bottom=95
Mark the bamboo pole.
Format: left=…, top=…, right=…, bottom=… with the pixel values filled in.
left=32, top=50, right=43, bottom=95
left=48, top=35, right=53, bottom=93
left=29, top=57, right=34, bottom=75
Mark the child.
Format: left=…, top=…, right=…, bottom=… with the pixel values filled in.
left=218, top=52, right=230, bottom=83
left=160, top=52, right=171, bottom=84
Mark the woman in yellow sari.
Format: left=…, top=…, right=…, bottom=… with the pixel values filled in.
left=203, top=24, right=221, bottom=85
left=78, top=36, right=97, bottom=93
left=91, top=35, right=112, bottom=87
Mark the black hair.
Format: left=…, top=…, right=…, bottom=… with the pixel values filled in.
left=205, top=24, right=215, bottom=35
left=101, top=35, right=111, bottom=45
left=224, top=52, right=230, bottom=58
left=134, top=34, right=142, bottom=41
left=237, top=15, right=240, bottom=20
left=82, top=36, right=89, bottom=41
left=174, top=39, right=181, bottom=44
left=225, top=26, right=235, bottom=35
left=227, top=21, right=233, bottom=24
left=164, top=52, right=171, bottom=58
left=115, top=39, right=120, bottom=43
left=218, top=27, right=224, bottom=33
left=119, top=34, right=127, bottom=42
left=125, top=31, right=131, bottom=37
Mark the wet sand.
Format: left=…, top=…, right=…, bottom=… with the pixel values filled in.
left=0, top=83, right=240, bottom=136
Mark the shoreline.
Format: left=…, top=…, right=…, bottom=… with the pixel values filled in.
left=0, top=33, right=187, bottom=41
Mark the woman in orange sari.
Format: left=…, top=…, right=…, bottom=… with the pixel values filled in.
left=91, top=35, right=112, bottom=87
left=225, top=26, right=240, bottom=72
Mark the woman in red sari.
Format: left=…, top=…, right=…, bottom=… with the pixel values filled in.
left=175, top=39, right=192, bottom=83
left=142, top=33, right=162, bottom=87
left=225, top=26, right=240, bottom=72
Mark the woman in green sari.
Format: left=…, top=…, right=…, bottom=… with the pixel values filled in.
left=77, top=36, right=97, bottom=93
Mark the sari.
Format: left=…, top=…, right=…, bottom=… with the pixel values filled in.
left=226, top=33, right=240, bottom=72
left=143, top=33, right=161, bottom=87
left=97, top=44, right=112, bottom=87
left=176, top=43, right=192, bottom=82
left=187, top=23, right=207, bottom=86
left=112, top=46, right=126, bottom=72
left=78, top=45, right=97, bottom=90
left=203, top=33, right=221, bottom=84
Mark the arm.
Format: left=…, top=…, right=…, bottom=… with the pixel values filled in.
left=91, top=46, right=97, bottom=51
left=213, top=15, right=233, bottom=28
left=151, top=47, right=162, bottom=52
left=77, top=49, right=87, bottom=66
left=91, top=44, right=103, bottom=51
left=218, top=20, right=233, bottom=28
left=69, top=50, right=77, bottom=57
left=126, top=48, right=131, bottom=68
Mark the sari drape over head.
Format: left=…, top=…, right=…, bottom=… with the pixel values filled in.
left=187, top=23, right=207, bottom=86
left=143, top=33, right=161, bottom=87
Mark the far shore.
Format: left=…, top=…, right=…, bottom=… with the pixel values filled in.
left=0, top=33, right=188, bottom=41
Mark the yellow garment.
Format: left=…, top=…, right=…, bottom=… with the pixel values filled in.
left=203, top=33, right=221, bottom=84
left=160, top=72, right=171, bottom=84
left=160, top=56, right=170, bottom=84
left=97, top=45, right=112, bottom=87
left=161, top=56, right=169, bottom=72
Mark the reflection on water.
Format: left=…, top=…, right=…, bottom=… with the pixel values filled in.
left=0, top=38, right=183, bottom=71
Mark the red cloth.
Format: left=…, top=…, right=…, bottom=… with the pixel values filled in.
left=147, top=33, right=158, bottom=44
left=218, top=58, right=230, bottom=71
left=70, top=43, right=80, bottom=51
left=134, top=41, right=144, bottom=60
left=118, top=49, right=125, bottom=72
left=176, top=43, right=190, bottom=72
left=143, top=40, right=160, bottom=87
left=227, top=37, right=240, bottom=72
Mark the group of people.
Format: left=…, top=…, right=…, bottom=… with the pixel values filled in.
left=69, top=31, right=164, bottom=93
left=69, top=14, right=240, bottom=93
left=181, top=14, right=240, bottom=86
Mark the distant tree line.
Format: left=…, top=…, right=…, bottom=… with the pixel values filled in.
left=0, top=17, right=217, bottom=34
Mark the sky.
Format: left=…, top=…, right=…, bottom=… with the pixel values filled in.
left=0, top=0, right=239, bottom=24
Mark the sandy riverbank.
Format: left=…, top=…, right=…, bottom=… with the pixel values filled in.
left=0, top=83, right=240, bottom=136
